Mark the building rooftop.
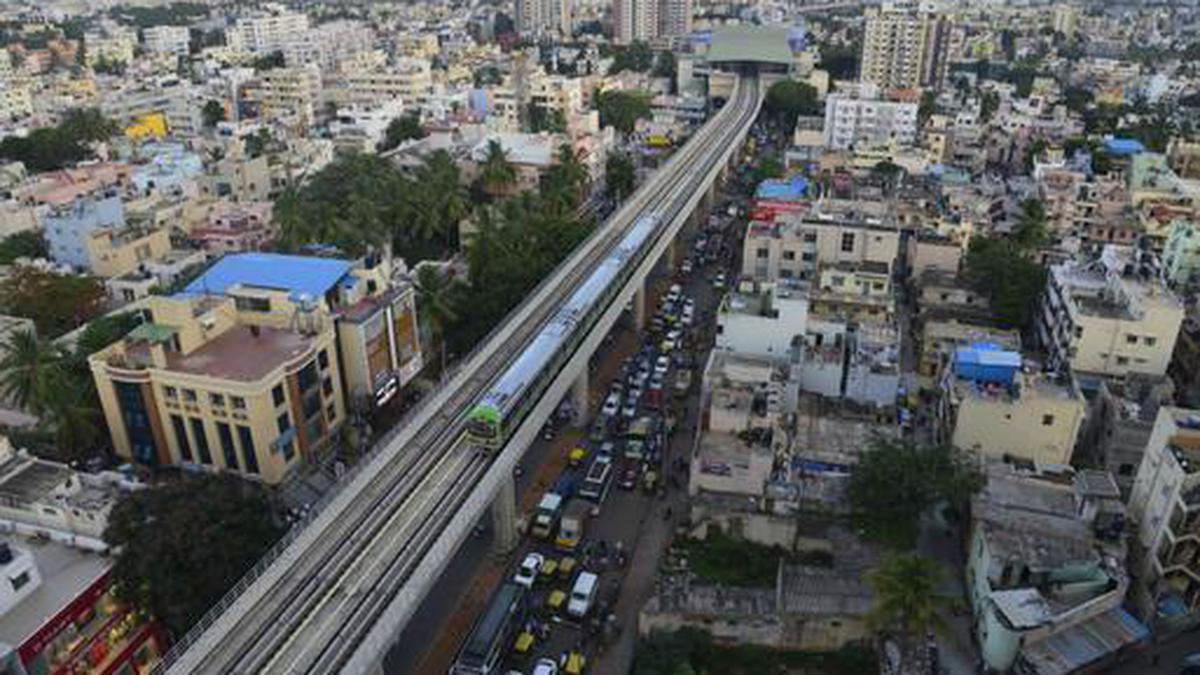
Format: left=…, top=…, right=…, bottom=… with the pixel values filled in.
left=180, top=253, right=352, bottom=301
left=705, top=25, right=794, bottom=66
left=0, top=540, right=110, bottom=647
left=161, top=324, right=319, bottom=382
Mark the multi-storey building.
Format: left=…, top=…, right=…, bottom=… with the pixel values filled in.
left=1038, top=250, right=1184, bottom=381
left=613, top=0, right=658, bottom=44
left=657, top=0, right=692, bottom=40
left=822, top=83, right=918, bottom=151
left=84, top=27, right=136, bottom=66
left=0, top=80, right=31, bottom=121
left=88, top=253, right=421, bottom=483
left=227, top=8, right=310, bottom=54
left=1128, top=406, right=1200, bottom=626
left=939, top=347, right=1085, bottom=466
left=1163, top=219, right=1200, bottom=288
left=516, top=0, right=571, bottom=37
left=247, top=65, right=322, bottom=128
left=741, top=207, right=900, bottom=282
left=859, top=2, right=951, bottom=90
left=282, top=21, right=375, bottom=73
left=142, top=25, right=191, bottom=57
left=43, top=193, right=125, bottom=270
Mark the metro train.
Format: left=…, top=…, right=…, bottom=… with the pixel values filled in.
left=466, top=214, right=662, bottom=449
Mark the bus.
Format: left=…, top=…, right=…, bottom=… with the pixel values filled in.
left=450, top=582, right=527, bottom=675
left=579, top=454, right=613, bottom=503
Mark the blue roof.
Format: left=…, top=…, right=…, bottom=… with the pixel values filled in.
left=180, top=253, right=353, bottom=300
left=756, top=176, right=808, bottom=200
left=1103, top=138, right=1146, bottom=156
left=956, top=345, right=1022, bottom=368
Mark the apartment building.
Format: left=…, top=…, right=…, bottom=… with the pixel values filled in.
left=809, top=261, right=894, bottom=323
left=189, top=201, right=275, bottom=254
left=86, top=223, right=173, bottom=279
left=338, top=59, right=433, bottom=108
left=860, top=3, right=952, bottom=90
left=940, top=347, right=1085, bottom=466
left=43, top=194, right=125, bottom=270
left=247, top=65, right=322, bottom=128
left=918, top=319, right=1020, bottom=386
left=142, top=25, right=191, bottom=57
left=84, top=27, right=136, bottom=66
left=283, top=21, right=375, bottom=73
left=1163, top=219, right=1200, bottom=288
left=88, top=253, right=421, bottom=483
left=227, top=8, right=310, bottom=54
left=0, top=81, right=32, bottom=122
left=715, top=280, right=809, bottom=361
left=1128, top=407, right=1200, bottom=626
left=741, top=208, right=900, bottom=282
left=613, top=0, right=686, bottom=44
left=516, top=0, right=571, bottom=37
left=968, top=463, right=1142, bottom=673
left=822, top=83, right=918, bottom=151
left=1038, top=250, right=1184, bottom=380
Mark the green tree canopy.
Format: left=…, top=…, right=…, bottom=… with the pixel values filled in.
left=596, top=90, right=652, bottom=135
left=867, top=553, right=954, bottom=639
left=763, top=80, right=821, bottom=132
left=201, top=100, right=225, bottom=128
left=378, top=112, right=425, bottom=152
left=105, top=475, right=283, bottom=637
left=846, top=438, right=984, bottom=547
left=0, top=267, right=106, bottom=338
left=652, top=50, right=677, bottom=80
left=609, top=41, right=654, bottom=74
left=963, top=235, right=1049, bottom=331
left=0, top=108, right=118, bottom=172
left=0, top=231, right=46, bottom=264
left=605, top=151, right=636, bottom=203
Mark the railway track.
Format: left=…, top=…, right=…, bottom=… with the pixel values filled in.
left=164, top=73, right=761, bottom=675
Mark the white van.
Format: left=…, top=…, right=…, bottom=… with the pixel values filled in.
left=567, top=571, right=599, bottom=618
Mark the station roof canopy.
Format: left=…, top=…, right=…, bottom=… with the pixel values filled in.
left=706, top=25, right=794, bottom=65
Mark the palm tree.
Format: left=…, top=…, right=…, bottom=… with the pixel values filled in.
left=479, top=139, right=517, bottom=199
left=866, top=553, right=953, bottom=642
left=0, top=330, right=65, bottom=416
left=413, top=266, right=458, bottom=375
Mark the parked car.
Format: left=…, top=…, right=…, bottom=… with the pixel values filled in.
left=514, top=552, right=545, bottom=588
left=621, top=398, right=638, bottom=418
left=654, top=355, right=670, bottom=376
left=601, top=393, right=620, bottom=417
left=713, top=272, right=726, bottom=289
left=532, top=658, right=560, bottom=675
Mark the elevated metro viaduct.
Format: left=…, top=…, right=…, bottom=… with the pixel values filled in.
left=161, top=67, right=771, bottom=675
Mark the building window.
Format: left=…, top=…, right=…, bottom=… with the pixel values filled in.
left=327, top=403, right=337, bottom=421
left=279, top=439, right=295, bottom=462
left=171, top=415, right=192, bottom=462
left=237, top=426, right=259, bottom=474
left=322, top=377, right=334, bottom=396
left=190, top=418, right=212, bottom=464
left=1074, top=326, right=1083, bottom=338
left=210, top=393, right=225, bottom=407
left=782, top=251, right=796, bottom=261
left=183, top=389, right=197, bottom=403
left=217, top=422, right=238, bottom=471
left=272, top=384, right=286, bottom=407
left=1146, top=336, right=1158, bottom=346
left=277, top=413, right=291, bottom=433
left=801, top=252, right=815, bottom=262
left=164, top=386, right=177, bottom=400
left=318, top=349, right=329, bottom=370
left=231, top=396, right=246, bottom=409
left=832, top=276, right=845, bottom=287
left=1126, top=334, right=1138, bottom=345
left=1116, top=356, right=1129, bottom=366
left=840, top=232, right=855, bottom=252
left=803, top=232, right=817, bottom=243
left=298, top=362, right=319, bottom=392
left=1042, top=414, right=1055, bottom=426
left=755, top=248, right=768, bottom=259
left=10, top=571, right=29, bottom=591
left=234, top=296, right=271, bottom=312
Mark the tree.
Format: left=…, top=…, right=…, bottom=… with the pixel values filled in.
left=846, top=438, right=983, bottom=547
left=252, top=50, right=284, bottom=71
left=867, top=553, right=953, bottom=640
left=105, top=475, right=283, bottom=637
left=92, top=55, right=127, bottom=75
left=1013, top=197, right=1048, bottom=249
left=605, top=152, right=636, bottom=203
left=479, top=139, right=517, bottom=199
left=653, top=50, right=677, bottom=91
left=473, top=65, right=503, bottom=87
left=595, top=90, right=652, bottom=135
left=540, top=144, right=588, bottom=215
left=979, top=91, right=1000, bottom=124
left=963, top=236, right=1048, bottom=331
left=528, top=104, right=566, bottom=134
left=378, top=113, right=425, bottom=152
left=608, top=41, right=654, bottom=74
left=763, top=80, right=820, bottom=133
left=0, top=267, right=106, bottom=338
left=818, top=42, right=858, bottom=80
left=413, top=265, right=457, bottom=374
left=243, top=128, right=272, bottom=159
left=0, top=330, right=65, bottom=416
left=201, top=100, right=225, bottom=128
left=918, top=90, right=937, bottom=127
left=0, top=108, right=117, bottom=172
left=407, top=149, right=468, bottom=254
left=0, top=231, right=46, bottom=263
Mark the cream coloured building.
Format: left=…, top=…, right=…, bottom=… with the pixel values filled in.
left=860, top=3, right=952, bottom=90
left=338, top=59, right=433, bottom=108
left=85, top=225, right=172, bottom=279
left=742, top=207, right=900, bottom=283
left=1038, top=250, right=1184, bottom=380
left=247, top=65, right=322, bottom=128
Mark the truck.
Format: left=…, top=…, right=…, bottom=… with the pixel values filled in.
left=531, top=492, right=564, bottom=539
left=555, top=500, right=590, bottom=551
left=552, top=470, right=579, bottom=501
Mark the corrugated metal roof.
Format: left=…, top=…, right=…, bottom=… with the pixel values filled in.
left=180, top=253, right=353, bottom=300
left=1019, top=607, right=1148, bottom=675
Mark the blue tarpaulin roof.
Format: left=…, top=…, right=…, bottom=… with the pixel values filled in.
left=1104, top=138, right=1146, bottom=156
left=180, top=253, right=352, bottom=300
left=756, top=176, right=807, bottom=200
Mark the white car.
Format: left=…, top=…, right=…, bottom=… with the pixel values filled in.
left=681, top=307, right=694, bottom=327
left=713, top=272, right=726, bottom=289
left=654, top=355, right=670, bottom=376
left=601, top=393, right=620, bottom=417
left=621, top=399, right=638, bottom=418
left=532, top=659, right=559, bottom=675
left=514, top=552, right=544, bottom=588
